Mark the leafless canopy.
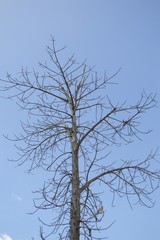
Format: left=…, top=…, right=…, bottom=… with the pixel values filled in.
left=1, top=37, right=160, bottom=240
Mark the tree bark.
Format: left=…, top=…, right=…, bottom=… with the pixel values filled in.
left=70, top=114, right=80, bottom=240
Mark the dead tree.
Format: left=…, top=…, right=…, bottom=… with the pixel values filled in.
left=1, top=37, right=160, bottom=240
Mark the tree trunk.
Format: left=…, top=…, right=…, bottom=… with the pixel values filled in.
left=70, top=114, right=80, bottom=240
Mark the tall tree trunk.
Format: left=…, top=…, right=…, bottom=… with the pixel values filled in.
left=70, top=114, right=80, bottom=240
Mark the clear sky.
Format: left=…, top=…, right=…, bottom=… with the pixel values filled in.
left=0, top=1, right=160, bottom=240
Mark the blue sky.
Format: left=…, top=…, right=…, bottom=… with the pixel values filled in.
left=0, top=1, right=160, bottom=239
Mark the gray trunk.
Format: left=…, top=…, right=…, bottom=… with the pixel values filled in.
left=70, top=114, right=80, bottom=240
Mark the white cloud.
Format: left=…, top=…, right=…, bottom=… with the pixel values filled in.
left=11, top=193, right=22, bottom=202
left=0, top=234, right=13, bottom=240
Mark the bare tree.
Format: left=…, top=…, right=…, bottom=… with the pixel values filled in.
left=1, top=37, right=160, bottom=240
